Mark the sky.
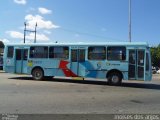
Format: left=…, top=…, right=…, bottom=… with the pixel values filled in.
left=0, top=0, right=160, bottom=46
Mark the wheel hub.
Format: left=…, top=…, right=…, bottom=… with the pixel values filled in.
left=112, top=75, right=119, bottom=83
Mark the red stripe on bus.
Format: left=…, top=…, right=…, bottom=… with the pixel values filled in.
left=59, top=60, right=78, bottom=77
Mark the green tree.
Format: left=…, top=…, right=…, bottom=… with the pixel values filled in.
left=151, top=45, right=160, bottom=68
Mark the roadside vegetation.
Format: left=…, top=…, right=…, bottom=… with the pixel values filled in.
left=151, top=44, right=160, bottom=68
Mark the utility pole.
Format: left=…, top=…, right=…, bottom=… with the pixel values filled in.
left=24, top=22, right=27, bottom=43
left=129, top=0, right=131, bottom=42
left=24, top=22, right=37, bottom=43
left=34, top=23, right=37, bottom=43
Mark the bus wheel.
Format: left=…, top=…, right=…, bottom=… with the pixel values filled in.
left=32, top=68, right=44, bottom=80
left=107, top=72, right=122, bottom=86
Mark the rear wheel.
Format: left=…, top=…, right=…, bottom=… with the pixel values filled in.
left=32, top=68, right=44, bottom=80
left=107, top=72, right=122, bottom=86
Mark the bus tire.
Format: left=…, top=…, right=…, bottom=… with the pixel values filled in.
left=107, top=72, right=122, bottom=86
left=32, top=67, right=44, bottom=80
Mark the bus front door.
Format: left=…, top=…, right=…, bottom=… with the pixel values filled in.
left=15, top=49, right=28, bottom=74
left=128, top=49, right=145, bottom=80
left=71, top=49, right=85, bottom=77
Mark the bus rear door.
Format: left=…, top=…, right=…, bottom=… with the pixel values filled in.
left=128, top=49, right=145, bottom=80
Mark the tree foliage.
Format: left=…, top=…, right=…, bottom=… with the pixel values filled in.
left=151, top=44, right=160, bottom=67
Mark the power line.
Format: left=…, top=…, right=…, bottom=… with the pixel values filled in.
left=58, top=27, right=125, bottom=42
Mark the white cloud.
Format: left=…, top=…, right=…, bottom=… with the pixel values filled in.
left=38, top=7, right=52, bottom=14
left=26, top=33, right=49, bottom=41
left=6, top=12, right=58, bottom=43
left=6, top=31, right=50, bottom=42
left=14, top=0, right=26, bottom=5
left=26, top=7, right=36, bottom=13
left=0, top=38, right=10, bottom=43
left=6, top=31, right=24, bottom=39
left=25, top=14, right=60, bottom=30
left=43, top=30, right=51, bottom=34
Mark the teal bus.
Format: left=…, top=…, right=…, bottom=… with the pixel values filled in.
left=3, top=42, right=152, bottom=85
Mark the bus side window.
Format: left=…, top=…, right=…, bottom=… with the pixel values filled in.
left=107, top=46, right=126, bottom=61
left=30, top=46, right=48, bottom=58
left=49, top=46, right=69, bottom=59
left=7, top=46, right=14, bottom=58
left=88, top=46, right=106, bottom=60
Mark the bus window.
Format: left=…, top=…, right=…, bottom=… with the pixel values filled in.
left=71, top=50, right=77, bottom=62
left=79, top=49, right=85, bottom=62
left=7, top=46, right=14, bottom=58
left=88, top=46, right=106, bottom=60
left=30, top=46, right=48, bottom=58
left=129, top=50, right=136, bottom=64
left=49, top=46, right=69, bottom=59
left=23, top=49, right=28, bottom=60
left=138, top=50, right=144, bottom=66
left=71, top=49, right=85, bottom=62
left=138, top=50, right=145, bottom=78
left=16, top=49, right=22, bottom=60
left=107, top=46, right=126, bottom=61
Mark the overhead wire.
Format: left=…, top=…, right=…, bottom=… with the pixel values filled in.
left=58, top=27, right=126, bottom=42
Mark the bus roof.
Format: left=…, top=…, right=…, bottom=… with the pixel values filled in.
left=5, top=42, right=149, bottom=47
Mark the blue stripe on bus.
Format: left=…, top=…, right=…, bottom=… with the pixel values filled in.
left=80, top=61, right=97, bottom=78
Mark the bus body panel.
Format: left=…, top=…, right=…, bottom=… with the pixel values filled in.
left=3, top=42, right=152, bottom=82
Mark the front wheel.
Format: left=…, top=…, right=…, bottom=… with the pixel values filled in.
left=32, top=68, right=44, bottom=80
left=107, top=72, right=122, bottom=86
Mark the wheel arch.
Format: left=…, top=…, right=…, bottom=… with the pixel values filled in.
left=106, top=69, right=123, bottom=80
left=31, top=66, right=44, bottom=75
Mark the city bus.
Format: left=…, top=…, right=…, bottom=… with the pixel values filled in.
left=3, top=42, right=152, bottom=85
